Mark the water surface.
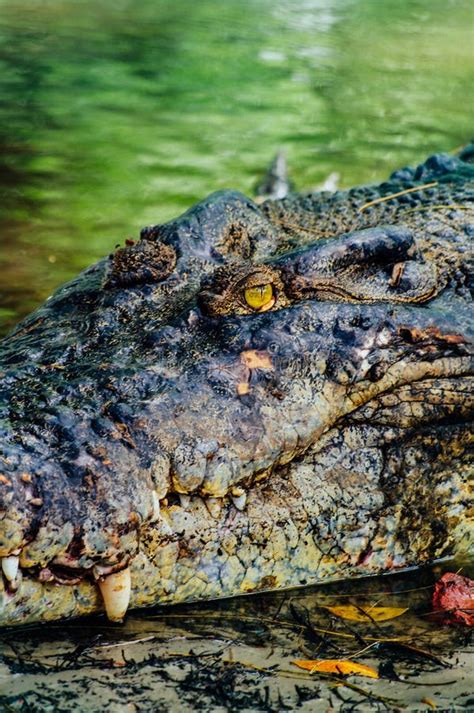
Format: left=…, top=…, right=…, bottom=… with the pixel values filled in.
left=1, top=560, right=473, bottom=711
left=0, top=0, right=473, bottom=332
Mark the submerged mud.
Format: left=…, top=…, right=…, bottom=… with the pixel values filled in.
left=1, top=559, right=473, bottom=711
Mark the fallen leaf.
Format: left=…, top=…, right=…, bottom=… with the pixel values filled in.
left=240, top=350, right=273, bottom=370
left=293, top=659, right=379, bottom=679
left=431, top=572, right=474, bottom=626
left=421, top=697, right=437, bottom=710
left=321, top=605, right=408, bottom=622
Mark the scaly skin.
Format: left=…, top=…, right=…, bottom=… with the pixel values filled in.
left=0, top=148, right=473, bottom=626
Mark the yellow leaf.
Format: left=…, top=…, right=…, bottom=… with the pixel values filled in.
left=322, top=605, right=408, bottom=622
left=293, top=659, right=379, bottom=679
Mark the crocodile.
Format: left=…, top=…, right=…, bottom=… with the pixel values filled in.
left=0, top=147, right=473, bottom=626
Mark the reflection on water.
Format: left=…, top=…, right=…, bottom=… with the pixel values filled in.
left=0, top=0, right=473, bottom=332
left=1, top=559, right=473, bottom=710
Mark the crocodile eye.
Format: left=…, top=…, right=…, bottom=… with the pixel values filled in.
left=244, top=283, right=274, bottom=311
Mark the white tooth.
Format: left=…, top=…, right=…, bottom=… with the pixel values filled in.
left=205, top=497, right=223, bottom=518
left=231, top=492, right=247, bottom=511
left=98, top=568, right=131, bottom=622
left=2, top=555, right=19, bottom=583
left=151, top=491, right=161, bottom=520
left=179, top=494, right=191, bottom=509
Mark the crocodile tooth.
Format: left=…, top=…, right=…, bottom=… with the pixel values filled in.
left=98, top=568, right=131, bottom=622
left=232, top=493, right=247, bottom=510
left=1, top=555, right=19, bottom=583
left=179, top=494, right=191, bottom=509
left=151, top=491, right=161, bottom=520
left=205, top=497, right=223, bottom=518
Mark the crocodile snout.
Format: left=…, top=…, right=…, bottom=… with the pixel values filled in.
left=1, top=147, right=473, bottom=625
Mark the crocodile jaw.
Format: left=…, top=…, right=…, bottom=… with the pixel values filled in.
left=1, top=346, right=472, bottom=626
left=1, top=149, right=473, bottom=625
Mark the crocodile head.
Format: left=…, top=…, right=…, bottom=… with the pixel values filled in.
left=0, top=149, right=473, bottom=625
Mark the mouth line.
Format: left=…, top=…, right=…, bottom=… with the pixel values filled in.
left=7, top=371, right=472, bottom=566
left=2, top=406, right=474, bottom=596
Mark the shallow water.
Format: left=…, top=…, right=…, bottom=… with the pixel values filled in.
left=0, top=0, right=473, bottom=334
left=0, top=1, right=473, bottom=709
left=1, top=559, right=473, bottom=711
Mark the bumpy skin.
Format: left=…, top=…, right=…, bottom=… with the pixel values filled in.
left=0, top=149, right=473, bottom=626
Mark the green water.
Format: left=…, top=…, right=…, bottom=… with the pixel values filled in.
left=0, top=0, right=473, bottom=333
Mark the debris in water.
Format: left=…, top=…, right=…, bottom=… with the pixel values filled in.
left=292, top=659, right=379, bottom=679
left=321, top=605, right=408, bottom=622
left=431, top=572, right=474, bottom=626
